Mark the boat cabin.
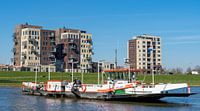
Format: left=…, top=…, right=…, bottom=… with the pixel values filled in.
left=104, top=68, right=142, bottom=82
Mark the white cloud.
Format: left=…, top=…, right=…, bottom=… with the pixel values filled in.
left=169, top=35, right=200, bottom=41
left=163, top=35, right=200, bottom=45
left=164, top=40, right=200, bottom=45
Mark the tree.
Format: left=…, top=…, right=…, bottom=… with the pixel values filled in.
left=176, top=67, right=183, bottom=74
left=170, top=67, right=183, bottom=74
left=186, top=67, right=192, bottom=74
left=194, top=65, right=200, bottom=73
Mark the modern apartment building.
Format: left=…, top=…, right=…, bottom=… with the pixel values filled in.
left=128, top=34, right=162, bottom=74
left=40, top=29, right=56, bottom=65
left=40, top=29, right=56, bottom=72
left=54, top=28, right=93, bottom=72
left=13, top=24, right=93, bottom=72
left=13, top=24, right=42, bottom=67
left=13, top=24, right=43, bottom=71
left=57, top=28, right=81, bottom=72
left=80, top=32, right=93, bottom=73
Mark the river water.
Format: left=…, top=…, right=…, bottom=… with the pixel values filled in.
left=0, top=87, right=200, bottom=111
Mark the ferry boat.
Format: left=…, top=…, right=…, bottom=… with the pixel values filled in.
left=22, top=68, right=195, bottom=101
left=66, top=68, right=193, bottom=101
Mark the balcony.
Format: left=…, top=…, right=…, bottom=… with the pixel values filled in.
left=70, top=46, right=77, bottom=50
left=23, top=45, right=27, bottom=49
left=12, top=48, right=16, bottom=53
left=88, top=40, right=93, bottom=45
left=50, top=40, right=56, bottom=45
left=62, top=49, right=67, bottom=55
left=69, top=55, right=77, bottom=59
left=68, top=59, right=78, bottom=64
left=86, top=57, right=92, bottom=61
left=49, top=54, right=55, bottom=59
left=28, top=38, right=36, bottom=42
left=49, top=33, right=55, bottom=38
left=14, top=41, right=19, bottom=45
left=21, top=52, right=26, bottom=56
left=68, top=39, right=75, bottom=44
left=68, top=56, right=78, bottom=62
left=13, top=34, right=17, bottom=41
left=50, top=59, right=56, bottom=64
left=31, top=47, right=37, bottom=50
left=22, top=55, right=27, bottom=60
left=50, top=48, right=56, bottom=53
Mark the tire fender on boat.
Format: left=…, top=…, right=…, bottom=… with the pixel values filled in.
left=81, top=84, right=87, bottom=92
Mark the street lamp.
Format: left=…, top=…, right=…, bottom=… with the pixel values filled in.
left=124, top=58, right=130, bottom=83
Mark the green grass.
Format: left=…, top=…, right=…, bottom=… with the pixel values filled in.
left=0, top=71, right=200, bottom=87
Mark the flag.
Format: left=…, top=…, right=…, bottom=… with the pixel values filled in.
left=147, top=46, right=153, bottom=54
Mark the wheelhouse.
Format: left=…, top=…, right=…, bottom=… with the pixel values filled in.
left=104, top=68, right=142, bottom=81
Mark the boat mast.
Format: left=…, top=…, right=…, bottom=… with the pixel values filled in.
left=48, top=65, right=50, bottom=80
left=150, top=44, right=154, bottom=85
left=81, top=67, right=83, bottom=83
left=115, top=49, right=118, bottom=69
left=98, top=61, right=100, bottom=84
left=127, top=41, right=131, bottom=82
left=35, top=65, right=38, bottom=87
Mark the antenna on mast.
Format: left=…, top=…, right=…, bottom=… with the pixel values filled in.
left=115, top=49, right=118, bottom=69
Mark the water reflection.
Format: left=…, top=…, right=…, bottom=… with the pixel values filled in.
left=0, top=87, right=200, bottom=111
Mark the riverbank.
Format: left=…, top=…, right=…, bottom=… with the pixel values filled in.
left=0, top=71, right=200, bottom=87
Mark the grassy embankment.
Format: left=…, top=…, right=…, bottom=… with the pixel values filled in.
left=0, top=71, right=199, bottom=87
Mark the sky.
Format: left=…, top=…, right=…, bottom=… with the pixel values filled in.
left=0, top=0, right=200, bottom=70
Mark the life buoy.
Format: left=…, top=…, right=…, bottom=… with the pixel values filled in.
left=81, top=84, right=87, bottom=92
left=136, top=80, right=140, bottom=85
